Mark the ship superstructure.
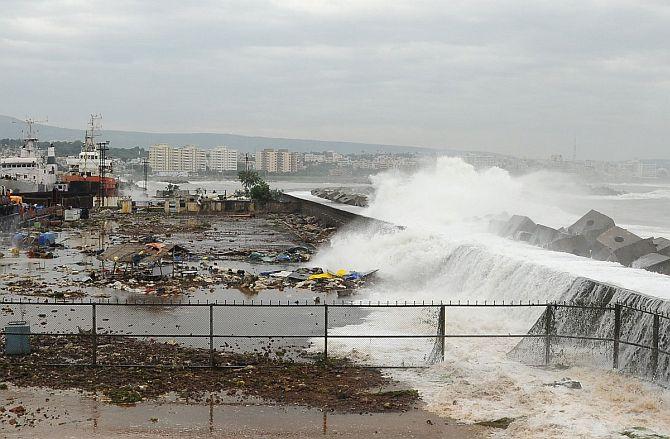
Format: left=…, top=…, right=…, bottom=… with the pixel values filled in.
left=0, top=118, right=57, bottom=193
left=61, top=115, right=118, bottom=197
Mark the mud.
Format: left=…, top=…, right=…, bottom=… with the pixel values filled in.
left=1, top=336, right=417, bottom=413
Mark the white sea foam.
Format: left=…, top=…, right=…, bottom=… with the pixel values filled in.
left=587, top=189, right=670, bottom=201
left=302, top=156, right=670, bottom=438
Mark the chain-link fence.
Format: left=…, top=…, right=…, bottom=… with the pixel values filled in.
left=0, top=299, right=668, bottom=381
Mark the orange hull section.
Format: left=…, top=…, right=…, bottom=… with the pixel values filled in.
left=61, top=175, right=117, bottom=189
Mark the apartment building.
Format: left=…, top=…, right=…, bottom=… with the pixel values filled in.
left=304, top=153, right=325, bottom=164
left=149, top=144, right=236, bottom=173
left=179, top=145, right=208, bottom=173
left=148, top=144, right=172, bottom=172
left=209, top=146, right=238, bottom=172
left=255, top=148, right=301, bottom=173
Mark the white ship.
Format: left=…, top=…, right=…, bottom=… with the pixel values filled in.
left=61, top=114, right=118, bottom=197
left=65, top=114, right=113, bottom=178
left=0, top=118, right=57, bottom=193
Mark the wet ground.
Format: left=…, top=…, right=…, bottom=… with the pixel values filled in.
left=0, top=212, right=378, bottom=358
left=2, top=385, right=486, bottom=438
left=0, top=214, right=314, bottom=301
left=0, top=211, right=458, bottom=437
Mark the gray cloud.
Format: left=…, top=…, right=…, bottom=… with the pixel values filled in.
left=1, top=0, right=669, bottom=159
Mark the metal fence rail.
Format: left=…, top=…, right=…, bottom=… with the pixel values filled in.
left=0, top=298, right=668, bottom=381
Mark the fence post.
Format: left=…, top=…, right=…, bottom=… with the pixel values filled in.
left=209, top=304, right=214, bottom=367
left=652, top=313, right=660, bottom=379
left=324, top=304, right=328, bottom=361
left=544, top=304, right=553, bottom=366
left=439, top=305, right=446, bottom=362
left=91, top=303, right=97, bottom=367
left=613, top=304, right=621, bottom=369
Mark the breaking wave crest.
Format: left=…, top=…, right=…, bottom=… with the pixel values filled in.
left=602, top=189, right=670, bottom=200
left=311, top=156, right=670, bottom=438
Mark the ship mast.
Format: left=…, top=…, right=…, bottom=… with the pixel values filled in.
left=20, top=117, right=47, bottom=158
left=83, top=114, right=103, bottom=171
left=84, top=114, right=103, bottom=151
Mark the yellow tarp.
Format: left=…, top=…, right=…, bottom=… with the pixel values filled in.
left=308, top=269, right=349, bottom=280
left=308, top=273, right=334, bottom=280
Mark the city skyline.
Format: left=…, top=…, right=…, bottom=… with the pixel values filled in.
left=2, top=1, right=670, bottom=161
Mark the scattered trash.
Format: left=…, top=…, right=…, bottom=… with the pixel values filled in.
left=0, top=209, right=368, bottom=298
left=248, top=246, right=312, bottom=263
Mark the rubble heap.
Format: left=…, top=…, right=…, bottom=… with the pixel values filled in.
left=88, top=266, right=377, bottom=296
left=492, top=209, right=670, bottom=276
left=270, top=213, right=336, bottom=244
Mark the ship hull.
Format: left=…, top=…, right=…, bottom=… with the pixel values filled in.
left=60, top=175, right=118, bottom=197
left=0, top=179, right=51, bottom=194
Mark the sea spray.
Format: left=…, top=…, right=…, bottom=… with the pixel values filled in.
left=365, top=156, right=579, bottom=229
left=308, top=156, right=670, bottom=437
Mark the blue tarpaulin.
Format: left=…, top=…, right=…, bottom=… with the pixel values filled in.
left=37, top=232, right=57, bottom=247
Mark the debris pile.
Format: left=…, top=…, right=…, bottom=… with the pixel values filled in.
left=1, top=208, right=352, bottom=299
left=271, top=213, right=337, bottom=244
left=10, top=231, right=60, bottom=259
left=0, top=336, right=419, bottom=413
left=249, top=268, right=378, bottom=294
left=90, top=265, right=378, bottom=296
left=247, top=246, right=312, bottom=263
left=0, top=275, right=86, bottom=299
left=493, top=209, right=670, bottom=275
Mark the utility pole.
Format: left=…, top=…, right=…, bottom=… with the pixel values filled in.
left=97, top=141, right=110, bottom=208
left=142, top=158, right=149, bottom=193
left=245, top=153, right=249, bottom=171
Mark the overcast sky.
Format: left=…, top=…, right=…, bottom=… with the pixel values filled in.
left=1, top=0, right=669, bottom=159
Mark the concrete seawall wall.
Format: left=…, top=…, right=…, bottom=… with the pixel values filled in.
left=276, top=194, right=399, bottom=230
left=511, top=277, right=670, bottom=384
left=173, top=194, right=396, bottom=231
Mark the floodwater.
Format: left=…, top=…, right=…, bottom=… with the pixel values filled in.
left=0, top=215, right=367, bottom=361
left=2, top=385, right=484, bottom=438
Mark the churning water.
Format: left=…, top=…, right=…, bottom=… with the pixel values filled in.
left=299, top=157, right=670, bottom=438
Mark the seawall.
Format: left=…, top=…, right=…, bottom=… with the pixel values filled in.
left=285, top=194, right=670, bottom=384
left=511, top=277, right=670, bottom=384
left=276, top=193, right=399, bottom=230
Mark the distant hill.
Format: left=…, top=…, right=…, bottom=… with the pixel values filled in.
left=0, top=115, right=444, bottom=155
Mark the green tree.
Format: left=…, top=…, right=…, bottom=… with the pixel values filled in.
left=249, top=180, right=271, bottom=202
left=238, top=170, right=261, bottom=194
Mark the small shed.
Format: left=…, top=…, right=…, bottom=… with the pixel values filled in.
left=97, top=242, right=192, bottom=277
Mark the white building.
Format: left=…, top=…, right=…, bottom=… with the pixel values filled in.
left=148, top=144, right=208, bottom=173
left=304, top=153, right=325, bottom=164
left=323, top=151, right=342, bottom=163
left=634, top=161, right=658, bottom=179
left=209, top=146, right=238, bottom=172
left=255, top=148, right=300, bottom=173
left=148, top=144, right=172, bottom=172
left=179, top=145, right=208, bottom=173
